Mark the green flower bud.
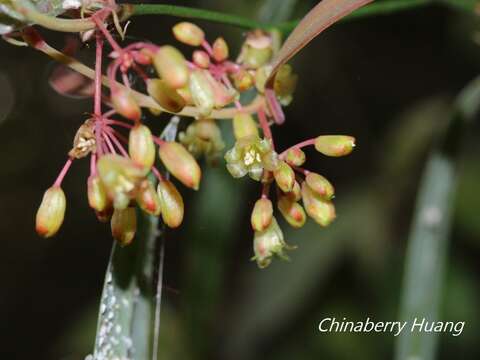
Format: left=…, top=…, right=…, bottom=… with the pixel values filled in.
left=232, top=69, right=254, bottom=92
left=159, top=142, right=201, bottom=190
left=179, top=119, right=225, bottom=164
left=136, top=179, right=161, bottom=216
left=172, top=22, right=205, bottom=46
left=251, top=198, right=273, bottom=231
left=314, top=135, right=355, bottom=157
left=129, top=124, right=156, bottom=170
left=274, top=161, right=295, bottom=193
left=252, top=217, right=294, bottom=268
left=157, top=180, right=184, bottom=228
left=146, top=78, right=186, bottom=113
left=239, top=31, right=273, bottom=69
left=189, top=69, right=215, bottom=116
left=284, top=147, right=306, bottom=167
left=153, top=46, right=189, bottom=89
left=274, top=64, right=298, bottom=106
left=36, top=186, right=66, bottom=238
left=111, top=207, right=136, bottom=246
left=305, top=172, right=334, bottom=200
left=233, top=113, right=259, bottom=140
left=301, top=182, right=336, bottom=227
left=111, top=88, right=141, bottom=121
left=193, top=50, right=210, bottom=68
left=97, top=154, right=148, bottom=210
left=277, top=196, right=306, bottom=228
left=254, top=65, right=272, bottom=94
left=212, top=37, right=229, bottom=62
left=88, top=175, right=109, bottom=212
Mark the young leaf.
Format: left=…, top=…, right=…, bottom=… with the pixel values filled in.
left=266, top=0, right=373, bottom=87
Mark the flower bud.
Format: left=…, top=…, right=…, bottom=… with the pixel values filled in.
left=111, top=207, right=137, bottom=246
left=137, top=180, right=161, bottom=216
left=159, top=142, right=201, bottom=190
left=314, top=135, right=355, bottom=157
left=88, top=175, right=108, bottom=212
left=212, top=37, right=229, bottom=62
left=232, top=69, right=254, bottom=92
left=254, top=65, right=272, bottom=94
left=274, top=64, right=298, bottom=106
left=111, top=88, right=141, bottom=121
left=252, top=217, right=294, bottom=268
left=301, top=182, right=336, bottom=227
left=284, top=147, right=305, bottom=167
left=193, top=50, right=210, bottom=68
left=277, top=196, right=306, bottom=228
left=251, top=198, right=273, bottom=231
left=153, top=46, right=189, bottom=89
left=157, top=180, right=184, bottom=228
left=233, top=113, right=259, bottom=140
left=36, top=186, right=66, bottom=238
left=189, top=70, right=215, bottom=116
left=129, top=124, right=156, bottom=169
left=146, top=78, right=186, bottom=113
left=172, top=22, right=205, bottom=46
left=239, top=31, right=273, bottom=69
left=97, top=154, right=148, bottom=209
left=274, top=161, right=295, bottom=193
left=284, top=180, right=301, bottom=202
left=305, top=172, right=334, bottom=200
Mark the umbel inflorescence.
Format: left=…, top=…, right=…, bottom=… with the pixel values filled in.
left=10, top=1, right=355, bottom=268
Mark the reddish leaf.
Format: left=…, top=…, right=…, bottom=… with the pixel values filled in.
left=267, top=0, right=373, bottom=88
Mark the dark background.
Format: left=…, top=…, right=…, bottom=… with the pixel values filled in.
left=0, top=0, right=479, bottom=359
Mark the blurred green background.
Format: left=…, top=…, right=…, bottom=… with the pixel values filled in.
left=0, top=0, right=479, bottom=359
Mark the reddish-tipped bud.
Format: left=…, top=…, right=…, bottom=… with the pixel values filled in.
left=189, top=70, right=215, bottom=116
left=274, top=161, right=295, bottom=193
left=277, top=196, right=306, bottom=228
left=88, top=175, right=109, bottom=212
left=314, top=135, right=355, bottom=157
left=159, top=142, right=201, bottom=190
left=301, top=182, right=336, bottom=227
left=233, top=113, right=259, bottom=140
left=212, top=37, right=229, bottom=62
left=36, top=186, right=66, bottom=238
left=172, top=22, right=205, bottom=46
left=157, top=180, right=184, bottom=228
left=153, top=46, right=189, bottom=89
left=305, top=172, right=334, bottom=200
left=137, top=180, right=161, bottom=216
left=146, top=78, right=186, bottom=113
left=193, top=50, right=210, bottom=68
left=284, top=180, right=301, bottom=202
left=251, top=198, right=273, bottom=231
left=129, top=124, right=156, bottom=169
left=111, top=88, right=141, bottom=121
left=232, top=69, right=254, bottom=92
left=285, top=147, right=306, bottom=167
left=111, top=207, right=137, bottom=246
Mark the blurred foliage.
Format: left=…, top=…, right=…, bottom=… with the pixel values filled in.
left=0, top=0, right=480, bottom=360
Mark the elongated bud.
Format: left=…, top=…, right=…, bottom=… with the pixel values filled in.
left=284, top=147, right=305, bottom=167
left=157, top=180, right=184, bottom=228
left=212, top=37, right=229, bottom=62
left=97, top=154, right=148, bottom=209
left=137, top=180, right=161, bottom=216
left=159, top=142, right=201, bottom=190
left=112, top=88, right=141, bottom=121
left=274, top=161, right=295, bottom=193
left=129, top=124, right=156, bottom=169
left=189, top=70, right=215, bottom=116
left=305, top=172, right=334, bottom=200
left=111, top=207, right=136, bottom=246
left=88, top=175, right=108, bottom=212
left=146, top=79, right=186, bottom=113
left=301, top=182, right=336, bottom=227
left=314, top=135, right=355, bottom=157
left=36, top=186, right=66, bottom=238
left=233, top=113, right=259, bottom=140
left=251, top=198, right=273, bottom=231
left=277, top=196, right=306, bottom=228
left=193, top=50, right=210, bottom=68
left=153, top=46, right=189, bottom=89
left=172, top=22, right=205, bottom=46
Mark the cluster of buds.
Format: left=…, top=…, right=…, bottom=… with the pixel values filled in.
left=30, top=12, right=356, bottom=268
